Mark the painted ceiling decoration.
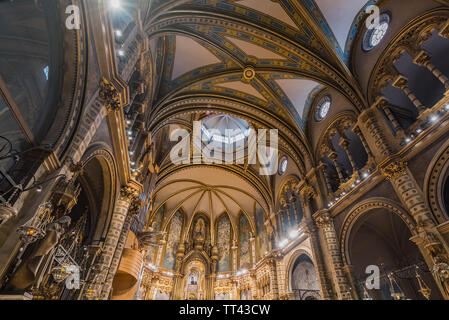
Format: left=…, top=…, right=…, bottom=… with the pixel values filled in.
left=146, top=0, right=370, bottom=176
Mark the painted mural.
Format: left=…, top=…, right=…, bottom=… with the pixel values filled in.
left=163, top=211, right=183, bottom=270
left=255, top=205, right=268, bottom=261
left=239, top=214, right=251, bottom=269
left=217, top=214, right=231, bottom=272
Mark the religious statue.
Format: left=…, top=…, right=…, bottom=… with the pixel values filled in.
left=193, top=219, right=205, bottom=241
left=6, top=216, right=72, bottom=292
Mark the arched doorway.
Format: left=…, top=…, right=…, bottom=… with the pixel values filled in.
left=348, top=208, right=443, bottom=300
left=290, top=254, right=320, bottom=300
left=182, top=260, right=207, bottom=300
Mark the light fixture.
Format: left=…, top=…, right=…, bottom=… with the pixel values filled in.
left=110, top=0, right=121, bottom=9
left=430, top=115, right=439, bottom=122
left=363, top=172, right=369, bottom=179
left=416, top=128, right=423, bottom=134
left=405, top=137, right=411, bottom=143
left=118, top=49, right=125, bottom=57
left=289, top=229, right=299, bottom=239
left=445, top=104, right=449, bottom=111
left=115, top=30, right=122, bottom=37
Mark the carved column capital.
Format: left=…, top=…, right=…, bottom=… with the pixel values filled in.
left=120, top=186, right=140, bottom=202
left=314, top=211, right=333, bottom=229
left=413, top=50, right=432, bottom=66
left=391, top=75, right=409, bottom=90
left=99, top=79, right=121, bottom=112
left=382, top=161, right=408, bottom=181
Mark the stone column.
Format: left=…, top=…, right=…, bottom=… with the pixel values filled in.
left=91, top=186, right=139, bottom=300
left=413, top=50, right=449, bottom=91
left=268, top=258, right=279, bottom=299
left=300, top=193, right=334, bottom=300
left=329, top=152, right=345, bottom=184
left=319, top=162, right=334, bottom=196
left=289, top=194, right=300, bottom=226
left=353, top=126, right=374, bottom=161
left=315, top=210, right=352, bottom=300
left=339, top=139, right=358, bottom=177
left=382, top=161, right=449, bottom=299
left=392, top=75, right=426, bottom=114
left=374, top=96, right=405, bottom=138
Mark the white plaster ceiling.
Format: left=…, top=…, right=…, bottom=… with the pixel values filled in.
left=172, top=35, right=221, bottom=80
left=235, top=0, right=299, bottom=30
left=225, top=36, right=285, bottom=60
left=275, top=78, right=319, bottom=118
left=216, top=81, right=267, bottom=101
left=314, top=0, right=368, bottom=49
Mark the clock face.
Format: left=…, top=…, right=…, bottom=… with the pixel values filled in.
left=315, top=96, right=331, bottom=121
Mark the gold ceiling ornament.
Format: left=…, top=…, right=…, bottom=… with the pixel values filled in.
left=242, top=66, right=256, bottom=83
left=120, top=186, right=140, bottom=202
left=314, top=211, right=332, bottom=229
left=382, top=161, right=408, bottom=181
left=99, top=78, right=121, bottom=112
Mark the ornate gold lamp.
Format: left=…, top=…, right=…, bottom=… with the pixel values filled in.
left=415, top=266, right=431, bottom=300
left=388, top=272, right=405, bottom=300
left=16, top=202, right=52, bottom=244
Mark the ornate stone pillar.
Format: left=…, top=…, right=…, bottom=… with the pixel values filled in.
left=413, top=50, right=449, bottom=91
left=382, top=161, right=449, bottom=299
left=268, top=258, right=279, bottom=299
left=319, top=162, right=334, bottom=196
left=289, top=193, right=300, bottom=226
left=315, top=210, right=352, bottom=300
left=339, top=139, right=358, bottom=177
left=250, top=235, right=256, bottom=268
left=357, top=108, right=394, bottom=161
left=353, top=126, right=374, bottom=161
left=374, top=96, right=405, bottom=138
left=392, top=75, right=426, bottom=114
left=329, top=152, right=345, bottom=184
left=299, top=191, right=334, bottom=300
left=102, top=195, right=142, bottom=299
left=90, top=186, right=139, bottom=300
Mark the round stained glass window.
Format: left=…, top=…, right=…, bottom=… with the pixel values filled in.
left=279, top=157, right=288, bottom=175
left=315, top=96, right=331, bottom=121
left=363, top=14, right=390, bottom=51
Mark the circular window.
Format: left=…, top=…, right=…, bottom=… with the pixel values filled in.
left=279, top=157, right=288, bottom=175
left=363, top=14, right=390, bottom=51
left=315, top=96, right=331, bottom=121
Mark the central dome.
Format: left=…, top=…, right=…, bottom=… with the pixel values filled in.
left=201, top=115, right=250, bottom=144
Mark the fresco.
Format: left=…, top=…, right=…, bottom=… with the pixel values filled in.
left=163, top=211, right=183, bottom=270
left=239, top=214, right=251, bottom=269
left=217, top=215, right=231, bottom=272
left=255, top=205, right=268, bottom=261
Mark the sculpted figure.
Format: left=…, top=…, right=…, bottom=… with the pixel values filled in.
left=7, top=216, right=71, bottom=292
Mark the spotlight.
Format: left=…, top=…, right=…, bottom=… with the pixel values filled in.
left=363, top=172, right=369, bottom=179
left=118, top=49, right=125, bottom=57
left=430, top=115, right=439, bottom=122
left=445, top=104, right=449, bottom=111
left=115, top=30, right=122, bottom=37
left=110, top=0, right=121, bottom=9
left=289, top=230, right=299, bottom=239
left=416, top=129, right=423, bottom=134
left=36, top=185, right=43, bottom=193
left=405, top=137, right=411, bottom=143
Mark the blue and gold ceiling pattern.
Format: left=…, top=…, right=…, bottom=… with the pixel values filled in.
left=146, top=0, right=368, bottom=131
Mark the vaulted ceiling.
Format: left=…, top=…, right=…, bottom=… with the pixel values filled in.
left=145, top=0, right=371, bottom=134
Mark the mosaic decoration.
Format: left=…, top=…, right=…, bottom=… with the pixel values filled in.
left=163, top=211, right=183, bottom=270
left=239, top=213, right=251, bottom=269
left=217, top=215, right=231, bottom=272
left=255, top=205, right=268, bottom=261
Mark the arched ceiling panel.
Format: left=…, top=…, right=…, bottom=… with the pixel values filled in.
left=172, top=35, right=222, bottom=80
